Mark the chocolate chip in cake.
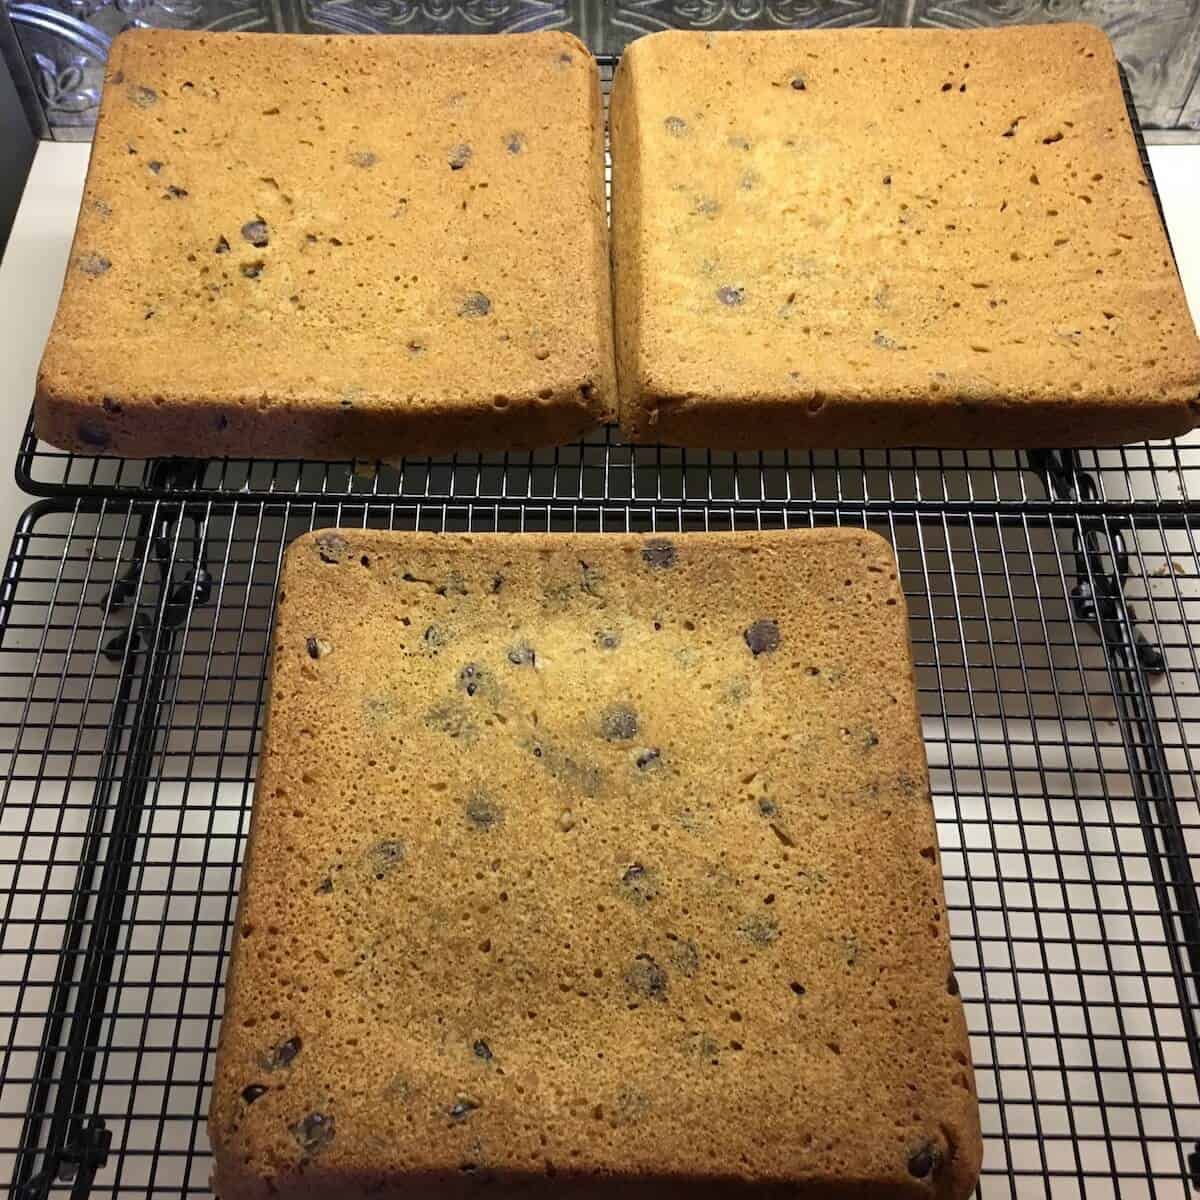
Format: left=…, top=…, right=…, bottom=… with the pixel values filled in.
left=147, top=159, right=163, bottom=174
left=739, top=913, right=780, bottom=947
left=601, top=704, right=639, bottom=742
left=594, top=630, right=621, bottom=650
left=635, top=748, right=661, bottom=770
left=305, top=636, right=332, bottom=659
left=757, top=796, right=778, bottom=817
left=615, top=1087, right=651, bottom=1124
left=129, top=84, right=157, bottom=107
left=472, top=1039, right=493, bottom=1061
left=790, top=74, right=807, bottom=90
left=458, top=663, right=485, bottom=697
left=465, top=794, right=502, bottom=831
left=907, top=1143, right=942, bottom=1179
left=668, top=937, right=700, bottom=977
left=459, top=291, right=491, bottom=318
left=214, top=235, right=230, bottom=254
left=626, top=954, right=668, bottom=1002
left=530, top=739, right=604, bottom=797
left=364, top=839, right=406, bottom=879
left=507, top=641, right=536, bottom=667
left=316, top=533, right=349, bottom=563
left=947, top=972, right=960, bottom=996
left=744, top=619, right=780, bottom=656
left=241, top=261, right=264, bottom=279
left=77, top=253, right=111, bottom=277
left=259, top=1035, right=302, bottom=1071
left=241, top=219, right=269, bottom=247
left=579, top=561, right=605, bottom=597
left=164, top=185, right=188, bottom=199
left=423, top=624, right=446, bottom=649
left=619, top=862, right=659, bottom=906
left=77, top=420, right=111, bottom=449
left=315, top=876, right=333, bottom=894
left=436, top=572, right=468, bottom=597
left=642, top=540, right=676, bottom=569
left=448, top=144, right=473, bottom=171
left=663, top=116, right=688, bottom=137
left=450, top=1096, right=480, bottom=1121
left=291, top=1112, right=335, bottom=1155
left=351, top=150, right=378, bottom=167
left=504, top=132, right=526, bottom=155
left=716, top=285, right=744, bottom=307
left=241, top=1084, right=268, bottom=1104
left=363, top=696, right=395, bottom=725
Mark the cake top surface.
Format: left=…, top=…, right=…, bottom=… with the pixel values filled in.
left=210, top=528, right=979, bottom=1199
left=41, top=29, right=610, bottom=413
left=614, top=24, right=1200, bottom=413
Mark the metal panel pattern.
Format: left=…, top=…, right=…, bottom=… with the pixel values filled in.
left=599, top=0, right=902, bottom=53
left=298, top=0, right=572, bottom=36
left=910, top=0, right=1200, bottom=132
left=2, top=0, right=1199, bottom=139
left=5, top=0, right=279, bottom=137
left=1181, top=61, right=1200, bottom=130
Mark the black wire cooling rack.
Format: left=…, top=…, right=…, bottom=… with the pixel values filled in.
left=0, top=500, right=1199, bottom=1199
left=1, top=52, right=1199, bottom=1200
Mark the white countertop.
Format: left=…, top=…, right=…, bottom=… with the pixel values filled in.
left=0, top=141, right=1198, bottom=555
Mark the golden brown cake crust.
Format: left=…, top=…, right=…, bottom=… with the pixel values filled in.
left=209, top=528, right=981, bottom=1200
left=611, top=24, right=1200, bottom=449
left=36, top=29, right=614, bottom=459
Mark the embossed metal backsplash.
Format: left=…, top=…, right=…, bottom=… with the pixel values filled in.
left=4, top=0, right=1200, bottom=138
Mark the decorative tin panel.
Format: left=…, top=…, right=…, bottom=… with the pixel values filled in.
left=1181, top=57, right=1200, bottom=128
left=297, top=0, right=572, bottom=35
left=599, top=0, right=903, bottom=53
left=910, top=1, right=1200, bottom=131
left=7, top=0, right=276, bottom=136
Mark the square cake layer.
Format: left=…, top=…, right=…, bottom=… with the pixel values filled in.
left=611, top=25, right=1200, bottom=448
left=209, top=528, right=980, bottom=1199
left=37, top=30, right=613, bottom=459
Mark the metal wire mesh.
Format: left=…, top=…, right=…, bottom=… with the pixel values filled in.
left=16, top=422, right=1200, bottom=511
left=1, top=498, right=1198, bottom=1198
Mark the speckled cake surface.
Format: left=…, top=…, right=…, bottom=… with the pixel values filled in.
left=610, top=24, right=1200, bottom=449
left=209, top=528, right=981, bottom=1200
left=36, top=29, right=613, bottom=460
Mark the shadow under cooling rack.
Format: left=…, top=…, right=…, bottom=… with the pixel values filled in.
left=0, top=500, right=1198, bottom=1198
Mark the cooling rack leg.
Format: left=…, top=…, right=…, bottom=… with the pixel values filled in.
left=12, top=504, right=205, bottom=1200
left=1072, top=516, right=1200, bottom=1190
left=11, top=640, right=135, bottom=1200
